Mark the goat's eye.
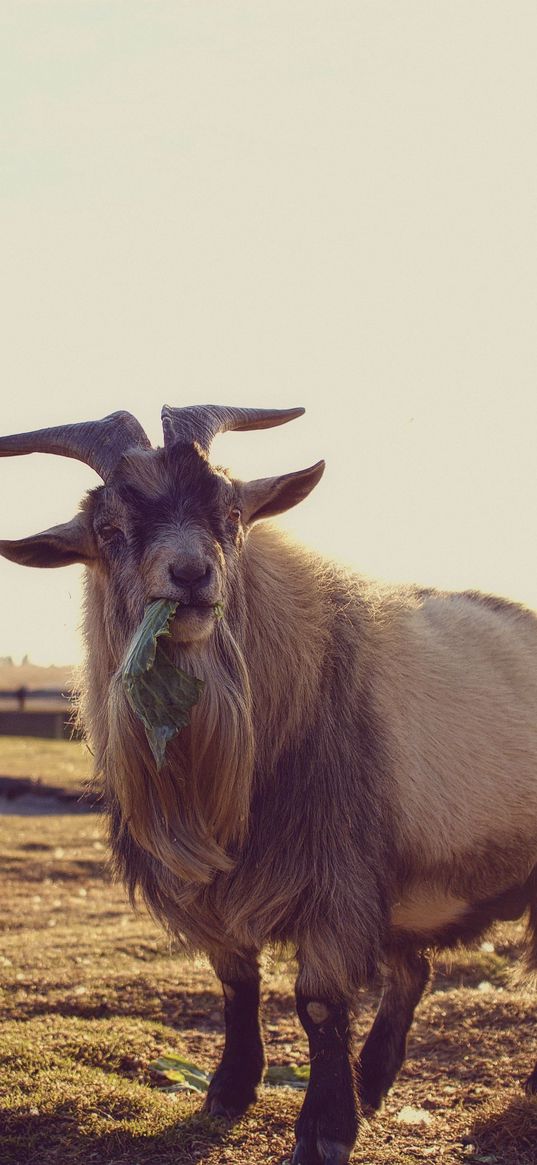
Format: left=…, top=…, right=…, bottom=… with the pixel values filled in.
left=229, top=507, right=242, bottom=523
left=97, top=523, right=122, bottom=543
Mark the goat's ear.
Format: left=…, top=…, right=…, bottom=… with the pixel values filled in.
left=0, top=513, right=96, bottom=568
left=240, top=460, right=325, bottom=523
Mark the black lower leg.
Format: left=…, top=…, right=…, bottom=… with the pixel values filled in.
left=358, top=947, right=430, bottom=1113
left=293, top=988, right=359, bottom=1165
left=206, top=955, right=265, bottom=1118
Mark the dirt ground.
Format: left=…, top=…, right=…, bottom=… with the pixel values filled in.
left=1, top=738, right=537, bottom=1165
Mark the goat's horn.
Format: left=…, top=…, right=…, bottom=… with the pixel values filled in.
left=161, top=404, right=305, bottom=452
left=0, top=411, right=151, bottom=482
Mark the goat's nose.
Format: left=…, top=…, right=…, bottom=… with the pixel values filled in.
left=169, top=559, right=213, bottom=590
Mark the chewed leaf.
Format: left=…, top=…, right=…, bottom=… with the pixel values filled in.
left=121, top=600, right=204, bottom=767
left=142, top=723, right=176, bottom=770
left=122, top=599, right=178, bottom=677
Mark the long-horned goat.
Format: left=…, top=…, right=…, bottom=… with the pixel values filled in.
left=1, top=405, right=537, bottom=1165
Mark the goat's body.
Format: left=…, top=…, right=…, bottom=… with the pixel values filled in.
left=85, top=524, right=537, bottom=994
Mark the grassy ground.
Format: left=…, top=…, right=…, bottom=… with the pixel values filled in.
left=1, top=738, right=537, bottom=1164
left=0, top=735, right=89, bottom=788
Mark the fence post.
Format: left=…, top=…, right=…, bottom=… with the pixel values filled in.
left=16, top=686, right=27, bottom=711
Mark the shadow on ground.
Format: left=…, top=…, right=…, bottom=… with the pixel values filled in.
left=469, top=1093, right=537, bottom=1165
left=0, top=773, right=99, bottom=816
left=1, top=1107, right=234, bottom=1165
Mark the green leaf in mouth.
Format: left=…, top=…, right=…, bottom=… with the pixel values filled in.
left=121, top=599, right=204, bottom=768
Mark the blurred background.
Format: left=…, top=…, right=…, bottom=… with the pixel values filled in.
left=1, top=1, right=536, bottom=665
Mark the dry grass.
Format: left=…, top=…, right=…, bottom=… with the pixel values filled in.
left=0, top=735, right=90, bottom=790
left=1, top=738, right=537, bottom=1164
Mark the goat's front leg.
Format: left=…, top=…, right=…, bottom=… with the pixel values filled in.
left=205, top=950, right=266, bottom=1118
left=293, top=982, right=359, bottom=1165
left=358, top=946, right=430, bottom=1114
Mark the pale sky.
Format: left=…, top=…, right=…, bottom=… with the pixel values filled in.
left=1, top=1, right=536, bottom=665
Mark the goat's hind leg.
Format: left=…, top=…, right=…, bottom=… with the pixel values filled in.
left=205, top=950, right=266, bottom=1118
left=358, top=945, right=430, bottom=1114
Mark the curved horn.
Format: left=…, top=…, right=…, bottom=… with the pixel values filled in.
left=0, top=410, right=151, bottom=482
left=161, top=404, right=305, bottom=452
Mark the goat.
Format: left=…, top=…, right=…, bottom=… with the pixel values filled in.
left=1, top=404, right=537, bottom=1165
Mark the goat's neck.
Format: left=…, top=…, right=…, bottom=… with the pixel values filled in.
left=240, top=524, right=329, bottom=767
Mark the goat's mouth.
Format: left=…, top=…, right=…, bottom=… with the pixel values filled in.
left=151, top=599, right=221, bottom=644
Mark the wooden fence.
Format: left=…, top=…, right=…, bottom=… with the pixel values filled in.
left=0, top=689, right=81, bottom=740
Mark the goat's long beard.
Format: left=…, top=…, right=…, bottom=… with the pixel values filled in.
left=104, top=620, right=254, bottom=886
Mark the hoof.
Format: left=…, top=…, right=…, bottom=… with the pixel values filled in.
left=204, top=1056, right=263, bottom=1121
left=357, top=1069, right=391, bottom=1116
left=291, top=1137, right=352, bottom=1165
left=204, top=1080, right=259, bottom=1120
left=204, top=1093, right=252, bottom=1120
left=358, top=1086, right=386, bottom=1118
left=204, top=1096, right=235, bottom=1119
left=360, top=1098, right=384, bottom=1119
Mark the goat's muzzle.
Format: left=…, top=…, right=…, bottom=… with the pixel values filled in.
left=150, top=595, right=221, bottom=645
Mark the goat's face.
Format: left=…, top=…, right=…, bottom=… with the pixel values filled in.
left=0, top=405, right=324, bottom=651
left=89, top=443, right=243, bottom=645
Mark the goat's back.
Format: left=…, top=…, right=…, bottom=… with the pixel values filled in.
left=372, top=589, right=537, bottom=898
